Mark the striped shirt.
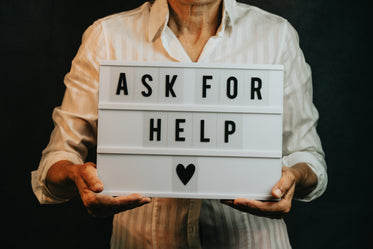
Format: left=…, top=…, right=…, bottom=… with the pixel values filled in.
left=31, top=0, right=328, bottom=248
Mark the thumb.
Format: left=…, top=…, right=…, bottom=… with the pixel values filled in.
left=272, top=166, right=296, bottom=198
left=81, top=162, right=104, bottom=193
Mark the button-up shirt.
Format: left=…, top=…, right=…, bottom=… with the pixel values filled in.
left=31, top=0, right=327, bottom=248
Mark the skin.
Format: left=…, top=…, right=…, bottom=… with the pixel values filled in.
left=46, top=0, right=318, bottom=218
left=167, top=0, right=222, bottom=62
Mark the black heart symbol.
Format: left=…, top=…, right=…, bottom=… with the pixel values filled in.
left=176, top=164, right=196, bottom=185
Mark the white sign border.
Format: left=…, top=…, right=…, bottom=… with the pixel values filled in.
left=97, top=61, right=284, bottom=200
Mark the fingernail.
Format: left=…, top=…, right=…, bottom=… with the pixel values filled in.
left=143, top=197, right=152, bottom=203
left=274, top=189, right=282, bottom=198
left=93, top=183, right=104, bottom=192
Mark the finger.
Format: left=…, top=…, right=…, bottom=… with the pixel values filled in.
left=81, top=162, right=104, bottom=193
left=281, top=182, right=296, bottom=201
left=222, top=199, right=285, bottom=219
left=272, top=167, right=296, bottom=198
left=109, top=194, right=151, bottom=212
left=228, top=197, right=293, bottom=218
left=75, top=174, right=99, bottom=209
left=74, top=169, right=92, bottom=197
left=87, top=193, right=152, bottom=218
left=234, top=198, right=283, bottom=213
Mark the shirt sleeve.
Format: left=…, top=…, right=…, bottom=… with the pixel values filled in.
left=280, top=21, right=328, bottom=202
left=31, top=20, right=106, bottom=204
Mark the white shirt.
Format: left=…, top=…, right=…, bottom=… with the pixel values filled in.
left=31, top=0, right=328, bottom=248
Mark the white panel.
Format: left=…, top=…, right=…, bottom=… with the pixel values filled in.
left=97, top=154, right=173, bottom=193
left=194, top=69, right=220, bottom=105
left=158, top=68, right=184, bottom=104
left=134, top=67, right=159, bottom=103
left=98, top=66, right=111, bottom=103
left=98, top=110, right=281, bottom=154
left=216, top=113, right=243, bottom=149
left=192, top=113, right=217, bottom=148
left=97, top=154, right=282, bottom=200
left=172, top=156, right=199, bottom=193
left=182, top=68, right=196, bottom=104
left=143, top=112, right=168, bottom=147
left=219, top=69, right=245, bottom=105
left=98, top=110, right=144, bottom=147
left=109, top=66, right=135, bottom=103
left=268, top=70, right=284, bottom=108
left=167, top=112, right=193, bottom=147
left=197, top=157, right=281, bottom=196
left=244, top=70, right=269, bottom=106
left=242, top=114, right=282, bottom=151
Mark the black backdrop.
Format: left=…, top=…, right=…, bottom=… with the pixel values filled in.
left=1, top=0, right=372, bottom=248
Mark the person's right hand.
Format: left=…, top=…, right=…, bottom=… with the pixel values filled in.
left=46, top=160, right=152, bottom=218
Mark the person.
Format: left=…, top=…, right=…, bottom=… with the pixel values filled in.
left=31, top=0, right=328, bottom=248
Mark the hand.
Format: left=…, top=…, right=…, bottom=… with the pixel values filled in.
left=46, top=161, right=152, bottom=218
left=221, top=166, right=305, bottom=219
left=74, top=162, right=151, bottom=217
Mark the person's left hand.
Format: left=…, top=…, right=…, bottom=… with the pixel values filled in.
left=221, top=166, right=297, bottom=219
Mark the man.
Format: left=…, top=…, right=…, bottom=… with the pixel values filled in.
left=32, top=0, right=327, bottom=248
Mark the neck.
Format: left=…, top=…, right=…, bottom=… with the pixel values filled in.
left=168, top=0, right=222, bottom=35
left=167, top=0, right=223, bottom=61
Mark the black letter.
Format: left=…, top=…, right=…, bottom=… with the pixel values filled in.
left=202, top=75, right=212, bottom=98
left=116, top=73, right=128, bottom=95
left=141, top=74, right=153, bottom=97
left=175, top=119, right=186, bottom=141
left=251, top=77, right=262, bottom=100
left=200, top=120, right=210, bottom=142
left=149, top=118, right=161, bottom=141
left=224, top=120, right=236, bottom=143
left=226, top=76, right=238, bottom=99
left=165, top=75, right=177, bottom=97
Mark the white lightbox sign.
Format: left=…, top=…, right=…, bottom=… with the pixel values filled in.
left=97, top=61, right=284, bottom=200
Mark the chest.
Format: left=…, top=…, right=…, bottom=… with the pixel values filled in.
left=105, top=26, right=280, bottom=65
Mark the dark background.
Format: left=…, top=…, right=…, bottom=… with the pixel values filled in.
left=1, top=0, right=371, bottom=248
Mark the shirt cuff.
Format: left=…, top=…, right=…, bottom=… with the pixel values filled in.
left=31, top=151, right=84, bottom=204
left=282, top=151, right=327, bottom=202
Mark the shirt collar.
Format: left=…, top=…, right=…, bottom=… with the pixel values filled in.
left=148, top=0, right=237, bottom=42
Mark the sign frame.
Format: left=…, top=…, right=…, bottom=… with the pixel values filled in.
left=97, top=61, right=284, bottom=200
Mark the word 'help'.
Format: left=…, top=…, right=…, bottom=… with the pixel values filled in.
left=149, top=118, right=236, bottom=143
